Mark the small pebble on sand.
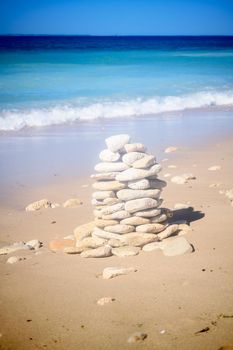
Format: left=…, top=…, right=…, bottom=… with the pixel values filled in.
left=127, top=332, right=147, bottom=343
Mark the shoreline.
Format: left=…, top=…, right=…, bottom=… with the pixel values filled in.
left=0, top=130, right=233, bottom=349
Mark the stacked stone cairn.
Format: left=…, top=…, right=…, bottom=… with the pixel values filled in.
left=80, top=134, right=182, bottom=258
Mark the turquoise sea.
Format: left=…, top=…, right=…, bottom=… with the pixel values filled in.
left=0, top=36, right=233, bottom=131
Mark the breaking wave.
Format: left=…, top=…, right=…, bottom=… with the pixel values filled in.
left=1, top=90, right=233, bottom=131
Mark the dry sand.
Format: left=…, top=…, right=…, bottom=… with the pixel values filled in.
left=0, top=136, right=233, bottom=350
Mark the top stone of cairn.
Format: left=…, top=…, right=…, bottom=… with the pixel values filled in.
left=105, top=134, right=130, bottom=152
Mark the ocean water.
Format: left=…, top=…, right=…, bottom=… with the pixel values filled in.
left=0, top=35, right=233, bottom=131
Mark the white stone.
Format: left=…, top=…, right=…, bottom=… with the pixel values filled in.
left=94, top=219, right=119, bottom=228
left=116, top=164, right=161, bottom=182
left=178, top=224, right=191, bottom=232
left=81, top=245, right=112, bottom=258
left=102, top=210, right=131, bottom=220
left=103, top=198, right=120, bottom=205
left=128, top=179, right=150, bottom=190
left=6, top=256, right=22, bottom=264
left=208, top=165, right=221, bottom=171
left=142, top=242, right=162, bottom=252
left=174, top=203, right=190, bottom=210
left=108, top=239, right=126, bottom=248
left=0, top=242, right=29, bottom=255
left=150, top=213, right=167, bottom=223
left=92, top=191, right=116, bottom=200
left=104, top=224, right=134, bottom=234
left=136, top=223, right=166, bottom=234
left=92, top=227, right=125, bottom=241
left=26, top=239, right=42, bottom=250
left=74, top=222, right=95, bottom=241
left=157, top=224, right=179, bottom=240
left=63, top=247, right=84, bottom=254
left=171, top=176, right=187, bottom=185
left=63, top=198, right=82, bottom=208
left=100, top=202, right=125, bottom=215
left=102, top=266, right=137, bottom=279
left=25, top=199, right=51, bottom=211
left=76, top=236, right=106, bottom=249
left=120, top=217, right=150, bottom=225
left=117, top=189, right=160, bottom=201
left=95, top=162, right=129, bottom=173
left=132, top=155, right=156, bottom=169
left=124, top=143, right=147, bottom=153
left=91, top=172, right=119, bottom=181
left=162, top=237, right=193, bottom=256
left=105, top=134, right=130, bottom=152
left=134, top=208, right=161, bottom=218
left=225, top=189, right=233, bottom=201
left=97, top=297, right=115, bottom=306
left=99, top=149, right=121, bottom=162
left=164, top=173, right=171, bottom=178
left=122, top=152, right=146, bottom=166
left=122, top=232, right=158, bottom=247
left=164, top=146, right=178, bottom=153
left=92, top=181, right=126, bottom=191
left=125, top=198, right=159, bottom=213
left=168, top=165, right=177, bottom=169
left=112, top=246, right=140, bottom=257
left=51, top=203, right=60, bottom=209
left=127, top=332, right=147, bottom=343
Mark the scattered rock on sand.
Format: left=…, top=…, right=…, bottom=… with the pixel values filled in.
left=171, top=173, right=196, bottom=185
left=162, top=237, right=193, bottom=256
left=112, top=246, right=140, bottom=257
left=25, top=199, right=52, bottom=211
left=63, top=198, right=83, bottom=208
left=225, top=189, right=233, bottom=201
left=208, top=165, right=221, bottom=171
left=26, top=239, right=42, bottom=250
left=127, top=332, right=148, bottom=343
left=0, top=242, right=29, bottom=255
left=49, top=239, right=75, bottom=252
left=142, top=242, right=161, bottom=252
left=97, top=297, right=115, bottom=306
left=6, top=256, right=22, bottom=264
left=164, top=146, right=178, bottom=153
left=81, top=245, right=112, bottom=258
left=102, top=266, right=137, bottom=279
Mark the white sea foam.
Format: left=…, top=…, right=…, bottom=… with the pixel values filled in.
left=0, top=90, right=233, bottom=131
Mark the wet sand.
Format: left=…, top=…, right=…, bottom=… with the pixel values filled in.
left=0, top=132, right=233, bottom=350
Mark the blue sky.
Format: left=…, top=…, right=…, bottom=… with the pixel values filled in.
left=0, top=0, right=233, bottom=35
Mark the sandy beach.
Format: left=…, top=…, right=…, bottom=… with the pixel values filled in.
left=0, top=131, right=233, bottom=350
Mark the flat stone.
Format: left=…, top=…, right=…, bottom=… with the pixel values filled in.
left=0, top=242, right=29, bottom=255
left=134, top=208, right=161, bottom=217
left=97, top=297, right=115, bottom=306
left=122, top=152, right=146, bottom=166
left=136, top=223, right=166, bottom=234
left=127, top=332, right=147, bottom=343
left=92, top=227, right=125, bottom=240
left=122, top=232, right=158, bottom=247
left=95, top=162, right=129, bottom=173
left=128, top=179, right=150, bottom=190
left=125, top=198, right=159, bottom=213
left=81, top=245, right=112, bottom=258
left=95, top=219, right=119, bottom=228
left=150, top=213, right=168, bottom=223
left=117, top=189, right=160, bottom=201
left=100, top=202, right=125, bottom=215
left=91, top=172, right=119, bottom=181
left=157, top=224, right=179, bottom=240
left=92, top=181, right=126, bottom=191
left=74, top=222, right=95, bottom=241
left=99, top=149, right=121, bottom=162
left=112, top=246, right=140, bottom=257
left=208, top=165, right=221, bottom=171
left=63, top=198, right=83, bottom=208
left=124, top=143, right=146, bottom=153
left=132, top=155, right=156, bottom=169
left=105, top=134, right=130, bottom=152
left=6, top=256, right=22, bottom=264
left=102, top=210, right=131, bottom=220
left=142, top=242, right=162, bottom=252
left=26, top=239, right=42, bottom=250
left=174, top=203, right=190, bottom=209
left=120, top=216, right=150, bottom=225
left=162, top=237, right=193, bottom=256
left=25, top=199, right=51, bottom=211
left=104, top=224, right=134, bottom=234
left=103, top=198, right=120, bottom=205
left=76, top=236, right=106, bottom=249
left=92, top=191, right=116, bottom=200
left=149, top=179, right=167, bottom=189
left=102, top=266, right=137, bottom=279
left=63, top=246, right=85, bottom=254
left=116, top=164, right=161, bottom=182
left=164, top=146, right=178, bottom=153
left=108, top=239, right=126, bottom=247
left=93, top=209, right=102, bottom=218
left=49, top=239, right=75, bottom=252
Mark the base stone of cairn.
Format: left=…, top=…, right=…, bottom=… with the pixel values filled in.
left=80, top=133, right=189, bottom=258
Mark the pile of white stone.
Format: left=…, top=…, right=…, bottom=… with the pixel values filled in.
left=82, top=134, right=190, bottom=258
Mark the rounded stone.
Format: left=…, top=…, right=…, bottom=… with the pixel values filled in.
left=150, top=213, right=168, bottom=223
left=122, top=232, right=158, bottom=247
left=104, top=224, right=134, bottom=234
left=80, top=245, right=112, bottom=258
left=136, top=223, right=166, bottom=234
left=99, top=149, right=121, bottom=162
left=122, top=152, right=146, bottom=166
left=157, top=224, right=179, bottom=240
left=63, top=198, right=83, bottom=208
left=120, top=216, right=150, bottom=225
left=100, top=202, right=125, bottom=215
left=94, top=219, right=119, bottom=228
left=95, top=162, right=129, bottom=173
left=92, top=181, right=126, bottom=191
left=92, top=227, right=125, bottom=240
left=124, top=143, right=147, bottom=153
left=76, top=236, right=107, bottom=249
left=132, top=155, right=156, bottom=169
left=162, top=237, right=193, bottom=256
left=117, top=189, right=161, bottom=201
left=102, top=210, right=131, bottom=220
left=105, top=134, right=130, bottom=152
left=128, top=179, right=150, bottom=190
left=91, top=172, right=119, bottom=181
left=112, top=246, right=141, bottom=257
left=134, top=208, right=161, bottom=218
left=92, top=191, right=116, bottom=200
left=125, top=198, right=159, bottom=213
